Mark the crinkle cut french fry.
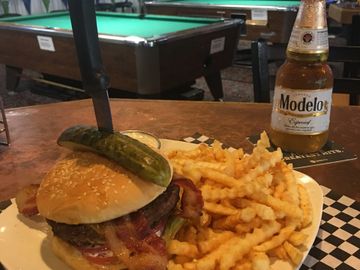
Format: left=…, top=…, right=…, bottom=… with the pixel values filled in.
left=288, top=231, right=308, bottom=246
left=218, top=221, right=281, bottom=270
left=231, top=261, right=252, bottom=270
left=255, top=173, right=273, bottom=189
left=212, top=140, right=225, bottom=161
left=192, top=223, right=262, bottom=269
left=167, top=147, right=203, bottom=159
left=223, top=152, right=236, bottom=177
left=281, top=163, right=300, bottom=206
left=212, top=207, right=256, bottom=230
left=201, top=185, right=248, bottom=201
left=168, top=240, right=199, bottom=258
left=235, top=217, right=263, bottom=234
left=168, top=260, right=185, bottom=270
left=204, top=202, right=238, bottom=216
left=283, top=241, right=303, bottom=265
left=238, top=199, right=276, bottom=221
left=183, top=262, right=197, bottom=270
left=199, top=211, right=211, bottom=227
left=236, top=132, right=271, bottom=175
left=250, top=191, right=303, bottom=220
left=199, top=168, right=243, bottom=188
left=268, top=244, right=288, bottom=261
left=258, top=131, right=271, bottom=149
left=253, top=225, right=296, bottom=252
left=298, top=184, right=313, bottom=228
left=273, top=181, right=286, bottom=199
left=174, top=255, right=193, bottom=265
left=175, top=159, right=227, bottom=171
left=251, top=252, right=270, bottom=270
left=198, top=231, right=234, bottom=254
left=237, top=149, right=283, bottom=183
left=170, top=159, right=202, bottom=183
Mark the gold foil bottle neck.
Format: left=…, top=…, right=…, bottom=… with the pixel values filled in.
left=287, top=0, right=329, bottom=57
left=294, top=0, right=327, bottom=29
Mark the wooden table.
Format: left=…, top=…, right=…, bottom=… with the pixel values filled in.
left=0, top=99, right=359, bottom=202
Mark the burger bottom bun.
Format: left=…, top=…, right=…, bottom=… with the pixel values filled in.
left=51, top=236, right=126, bottom=270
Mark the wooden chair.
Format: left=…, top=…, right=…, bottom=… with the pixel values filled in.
left=0, top=96, right=10, bottom=145
left=251, top=40, right=285, bottom=103
left=95, top=1, right=135, bottom=13
left=251, top=40, right=360, bottom=105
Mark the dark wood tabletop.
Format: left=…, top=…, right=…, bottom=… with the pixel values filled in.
left=0, top=99, right=359, bottom=202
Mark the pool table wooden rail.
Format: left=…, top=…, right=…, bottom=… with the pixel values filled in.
left=0, top=16, right=241, bottom=98
left=145, top=1, right=298, bottom=43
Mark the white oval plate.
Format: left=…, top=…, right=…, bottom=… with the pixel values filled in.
left=0, top=139, right=323, bottom=270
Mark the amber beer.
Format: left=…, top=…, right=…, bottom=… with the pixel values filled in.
left=270, top=0, right=333, bottom=153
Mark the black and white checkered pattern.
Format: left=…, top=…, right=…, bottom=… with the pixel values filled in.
left=183, top=132, right=236, bottom=151
left=184, top=134, right=360, bottom=270
left=183, top=132, right=217, bottom=145
left=301, top=186, right=360, bottom=270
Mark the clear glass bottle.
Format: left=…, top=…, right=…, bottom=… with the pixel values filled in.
left=270, top=0, right=333, bottom=153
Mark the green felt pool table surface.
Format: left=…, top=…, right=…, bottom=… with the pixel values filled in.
left=153, top=0, right=300, bottom=7
left=0, top=12, right=222, bottom=38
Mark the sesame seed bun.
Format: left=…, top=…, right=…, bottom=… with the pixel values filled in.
left=36, top=151, right=166, bottom=224
left=51, top=236, right=126, bottom=270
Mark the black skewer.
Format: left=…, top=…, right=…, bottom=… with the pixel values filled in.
left=68, top=0, right=113, bottom=132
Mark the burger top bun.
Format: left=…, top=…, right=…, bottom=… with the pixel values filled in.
left=51, top=236, right=126, bottom=270
left=37, top=151, right=166, bottom=224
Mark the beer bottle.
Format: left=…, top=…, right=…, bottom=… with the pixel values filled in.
left=270, top=0, right=333, bottom=153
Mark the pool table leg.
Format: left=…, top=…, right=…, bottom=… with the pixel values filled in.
left=6, top=65, right=22, bottom=94
left=204, top=71, right=223, bottom=101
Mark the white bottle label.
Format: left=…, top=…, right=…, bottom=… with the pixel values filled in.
left=288, top=28, right=329, bottom=52
left=271, top=87, right=332, bottom=135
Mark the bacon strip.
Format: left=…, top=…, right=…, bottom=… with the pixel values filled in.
left=102, top=184, right=180, bottom=270
left=78, top=244, right=119, bottom=265
left=173, top=178, right=204, bottom=220
left=15, top=184, right=40, bottom=216
left=104, top=217, right=167, bottom=270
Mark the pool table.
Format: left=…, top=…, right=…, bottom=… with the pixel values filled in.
left=0, top=12, right=242, bottom=99
left=145, top=0, right=300, bottom=43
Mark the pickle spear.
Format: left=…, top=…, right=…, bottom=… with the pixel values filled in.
left=57, top=125, right=172, bottom=187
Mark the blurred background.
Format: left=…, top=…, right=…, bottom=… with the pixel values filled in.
left=0, top=0, right=358, bottom=108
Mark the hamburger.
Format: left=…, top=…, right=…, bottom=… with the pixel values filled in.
left=17, top=149, right=202, bottom=270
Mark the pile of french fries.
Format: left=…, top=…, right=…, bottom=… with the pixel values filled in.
left=166, top=132, right=313, bottom=270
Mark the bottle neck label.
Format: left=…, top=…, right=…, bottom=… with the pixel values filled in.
left=287, top=27, right=329, bottom=54
left=271, top=87, right=332, bottom=135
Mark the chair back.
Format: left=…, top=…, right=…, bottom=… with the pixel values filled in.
left=329, top=45, right=360, bottom=104
left=0, top=96, right=10, bottom=145
left=251, top=40, right=360, bottom=105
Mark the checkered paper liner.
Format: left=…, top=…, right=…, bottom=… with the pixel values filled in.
left=183, top=133, right=360, bottom=270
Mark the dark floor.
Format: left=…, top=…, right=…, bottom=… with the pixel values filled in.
left=0, top=67, right=62, bottom=108
left=0, top=63, right=256, bottom=109
left=0, top=35, right=347, bottom=109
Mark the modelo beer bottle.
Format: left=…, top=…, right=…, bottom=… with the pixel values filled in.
left=270, top=0, right=333, bottom=153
